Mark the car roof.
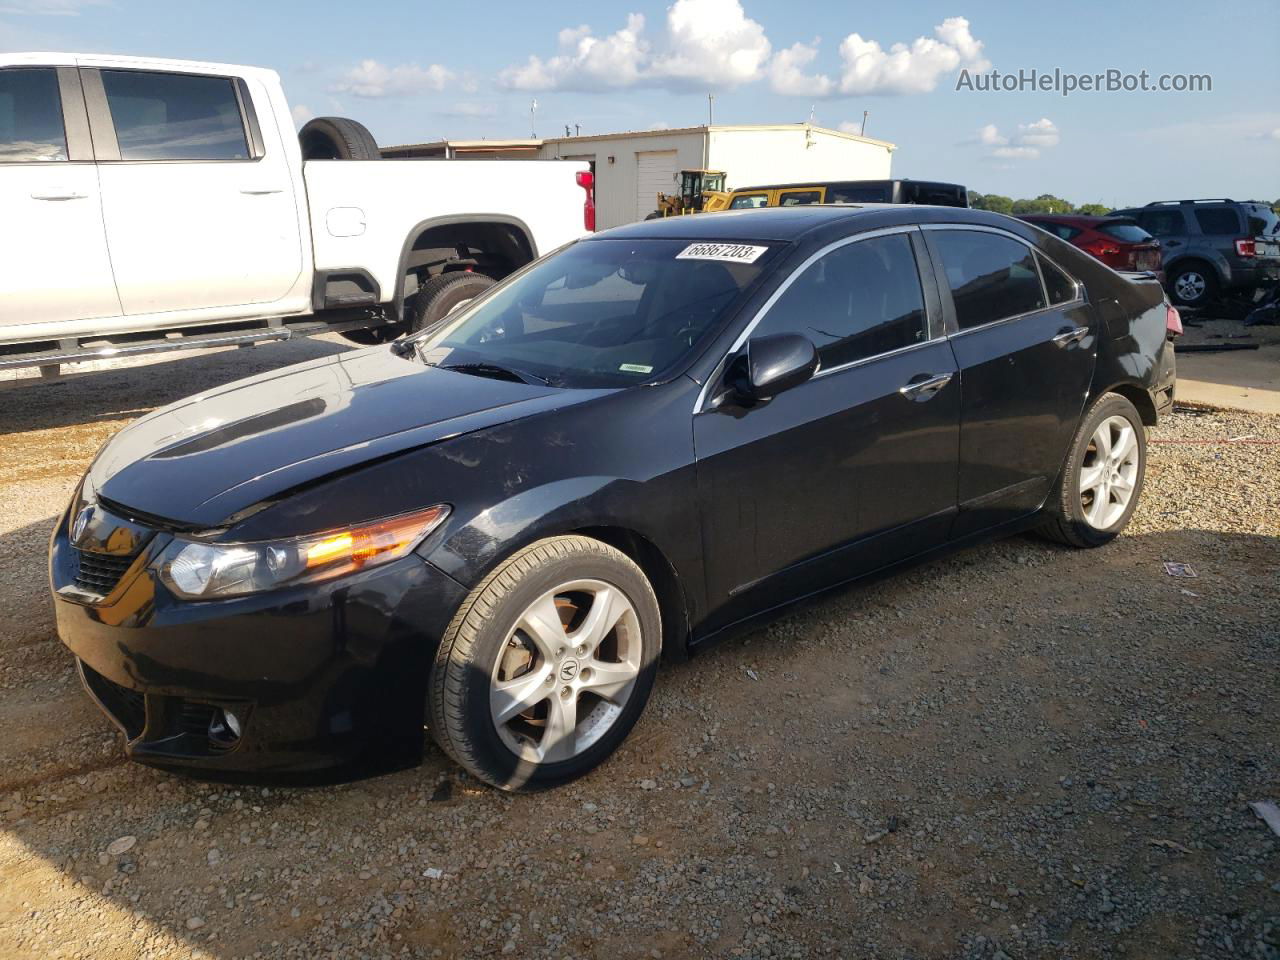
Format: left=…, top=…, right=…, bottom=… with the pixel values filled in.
left=591, top=204, right=1007, bottom=244
left=1022, top=214, right=1131, bottom=227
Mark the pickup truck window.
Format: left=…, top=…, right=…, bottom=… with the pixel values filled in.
left=100, top=70, right=249, bottom=161
left=0, top=68, right=67, bottom=162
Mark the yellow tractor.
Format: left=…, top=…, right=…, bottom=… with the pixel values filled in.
left=648, top=169, right=728, bottom=218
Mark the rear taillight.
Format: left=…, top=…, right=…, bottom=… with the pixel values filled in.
left=1081, top=238, right=1121, bottom=260
left=1235, top=238, right=1256, bottom=257
left=1166, top=304, right=1183, bottom=337
left=576, top=170, right=596, bottom=232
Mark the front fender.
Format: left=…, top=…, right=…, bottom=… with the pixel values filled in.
left=422, top=474, right=693, bottom=590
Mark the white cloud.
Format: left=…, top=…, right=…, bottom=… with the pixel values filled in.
left=499, top=0, right=769, bottom=92
left=976, top=122, right=1008, bottom=146
left=499, top=13, right=648, bottom=91
left=331, top=59, right=454, bottom=98
left=769, top=41, right=834, bottom=97
left=991, top=145, right=1039, bottom=160
left=1016, top=117, right=1059, bottom=147
left=965, top=117, right=1060, bottom=162
left=291, top=103, right=314, bottom=127
left=838, top=16, right=988, bottom=95
left=649, top=0, right=771, bottom=88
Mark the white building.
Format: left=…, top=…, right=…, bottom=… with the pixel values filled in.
left=384, top=124, right=896, bottom=231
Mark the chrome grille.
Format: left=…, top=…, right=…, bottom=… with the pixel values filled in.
left=73, top=549, right=136, bottom=596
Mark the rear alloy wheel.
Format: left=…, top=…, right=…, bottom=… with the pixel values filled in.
left=1036, top=393, right=1146, bottom=548
left=429, top=536, right=660, bottom=790
left=1169, top=264, right=1217, bottom=307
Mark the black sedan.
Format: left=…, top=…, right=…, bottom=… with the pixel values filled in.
left=51, top=205, right=1176, bottom=790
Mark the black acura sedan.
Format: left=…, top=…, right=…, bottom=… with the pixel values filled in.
left=52, top=206, right=1176, bottom=790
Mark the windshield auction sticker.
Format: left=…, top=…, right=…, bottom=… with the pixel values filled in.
left=676, top=243, right=769, bottom=264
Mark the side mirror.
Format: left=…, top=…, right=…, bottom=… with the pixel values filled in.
left=727, top=333, right=818, bottom=404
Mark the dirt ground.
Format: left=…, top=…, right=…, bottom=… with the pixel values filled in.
left=0, top=337, right=1277, bottom=960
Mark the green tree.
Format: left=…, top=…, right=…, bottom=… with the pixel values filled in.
left=1012, top=194, right=1075, bottom=215
left=971, top=193, right=1013, bottom=214
left=1077, top=203, right=1111, bottom=216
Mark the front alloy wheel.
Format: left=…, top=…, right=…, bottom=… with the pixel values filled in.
left=490, top=579, right=643, bottom=764
left=429, top=536, right=660, bottom=790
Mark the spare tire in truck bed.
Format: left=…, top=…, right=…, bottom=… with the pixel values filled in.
left=299, top=117, right=381, bottom=160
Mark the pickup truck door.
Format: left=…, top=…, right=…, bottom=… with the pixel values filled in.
left=0, top=65, right=121, bottom=328
left=80, top=65, right=303, bottom=315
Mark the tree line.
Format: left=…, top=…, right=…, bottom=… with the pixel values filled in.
left=970, top=193, right=1280, bottom=216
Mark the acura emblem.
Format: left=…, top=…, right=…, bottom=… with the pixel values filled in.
left=71, top=506, right=93, bottom=544
left=558, top=659, right=580, bottom=682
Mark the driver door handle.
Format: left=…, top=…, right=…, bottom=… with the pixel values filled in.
left=899, top=372, right=953, bottom=401
left=1052, top=325, right=1089, bottom=347
left=31, top=189, right=88, bottom=201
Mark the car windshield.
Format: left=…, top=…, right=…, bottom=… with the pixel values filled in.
left=1098, top=220, right=1154, bottom=243
left=413, top=238, right=779, bottom=388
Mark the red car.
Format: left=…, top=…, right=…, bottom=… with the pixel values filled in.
left=1020, top=215, right=1163, bottom=280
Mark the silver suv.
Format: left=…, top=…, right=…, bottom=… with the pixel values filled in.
left=1110, top=199, right=1280, bottom=307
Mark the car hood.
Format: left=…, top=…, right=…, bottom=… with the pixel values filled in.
left=88, top=347, right=611, bottom=529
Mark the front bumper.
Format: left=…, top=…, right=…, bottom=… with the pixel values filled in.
left=51, top=511, right=467, bottom=778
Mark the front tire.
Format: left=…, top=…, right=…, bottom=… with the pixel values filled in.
left=1036, top=393, right=1146, bottom=547
left=428, top=536, right=661, bottom=791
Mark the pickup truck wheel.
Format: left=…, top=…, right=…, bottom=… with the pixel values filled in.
left=1035, top=393, right=1146, bottom=548
left=299, top=117, right=380, bottom=161
left=428, top=536, right=661, bottom=791
left=411, top=272, right=495, bottom=335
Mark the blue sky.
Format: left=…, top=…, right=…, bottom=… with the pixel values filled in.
left=3, top=0, right=1277, bottom=207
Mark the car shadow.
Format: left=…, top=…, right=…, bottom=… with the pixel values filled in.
left=0, top=337, right=354, bottom=436
left=2, top=523, right=1275, bottom=956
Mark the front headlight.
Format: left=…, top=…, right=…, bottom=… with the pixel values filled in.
left=155, top=505, right=450, bottom=600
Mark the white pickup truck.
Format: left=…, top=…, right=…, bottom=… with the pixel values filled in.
left=0, top=53, right=593, bottom=375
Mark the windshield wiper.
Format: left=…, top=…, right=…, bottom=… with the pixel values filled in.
left=439, top=361, right=556, bottom=387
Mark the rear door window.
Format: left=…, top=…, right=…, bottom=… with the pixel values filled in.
left=728, top=192, right=769, bottom=209
left=777, top=189, right=822, bottom=206
left=1037, top=254, right=1079, bottom=305
left=1193, top=206, right=1241, bottom=235
left=751, top=233, right=928, bottom=368
left=1097, top=220, right=1153, bottom=243
left=828, top=185, right=890, bottom=203
left=1138, top=209, right=1186, bottom=237
left=101, top=70, right=249, bottom=161
left=0, top=68, right=67, bottom=161
left=1244, top=205, right=1280, bottom=236
left=931, top=230, right=1046, bottom=330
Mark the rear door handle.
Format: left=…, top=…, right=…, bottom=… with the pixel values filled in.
left=240, top=187, right=284, bottom=195
left=1052, top=325, right=1089, bottom=347
left=899, top=372, right=953, bottom=401
left=31, top=190, right=88, bottom=201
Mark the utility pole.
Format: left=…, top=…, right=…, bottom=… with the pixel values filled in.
left=530, top=98, right=537, bottom=138
left=860, top=110, right=869, bottom=136
left=707, top=93, right=715, bottom=127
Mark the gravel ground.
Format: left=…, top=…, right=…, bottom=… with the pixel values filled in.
left=0, top=339, right=1277, bottom=960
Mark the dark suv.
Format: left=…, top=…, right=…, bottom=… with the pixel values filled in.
left=1110, top=199, right=1280, bottom=307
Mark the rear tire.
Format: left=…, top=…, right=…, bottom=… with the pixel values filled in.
left=299, top=117, right=380, bottom=161
left=1036, top=392, right=1146, bottom=548
left=1168, top=262, right=1218, bottom=307
left=410, top=272, right=495, bottom=335
left=428, top=536, right=661, bottom=791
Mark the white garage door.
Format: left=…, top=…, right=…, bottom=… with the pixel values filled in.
left=635, top=150, right=677, bottom=221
